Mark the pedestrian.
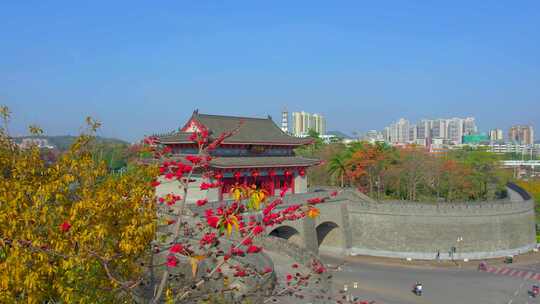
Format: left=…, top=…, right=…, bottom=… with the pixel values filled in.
left=436, top=249, right=440, bottom=262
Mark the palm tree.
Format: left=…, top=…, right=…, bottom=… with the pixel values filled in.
left=328, top=154, right=348, bottom=188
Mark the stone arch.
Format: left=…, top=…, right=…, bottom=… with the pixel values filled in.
left=316, top=221, right=341, bottom=249
left=269, top=225, right=303, bottom=246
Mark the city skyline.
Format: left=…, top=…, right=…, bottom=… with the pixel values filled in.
left=2, top=1, right=539, bottom=141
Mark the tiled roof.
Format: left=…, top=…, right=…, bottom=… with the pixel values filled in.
left=159, top=111, right=311, bottom=145
left=158, top=132, right=193, bottom=144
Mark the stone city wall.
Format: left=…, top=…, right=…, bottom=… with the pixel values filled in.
left=346, top=185, right=537, bottom=260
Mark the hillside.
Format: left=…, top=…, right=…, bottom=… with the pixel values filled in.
left=14, top=135, right=128, bottom=151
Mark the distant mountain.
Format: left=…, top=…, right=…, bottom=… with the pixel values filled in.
left=13, top=135, right=128, bottom=151
left=326, top=130, right=353, bottom=139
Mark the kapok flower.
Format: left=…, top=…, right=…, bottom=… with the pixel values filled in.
left=307, top=197, right=324, bottom=204
left=242, top=237, right=253, bottom=246
left=307, top=206, right=320, bottom=219
left=252, top=225, right=264, bottom=235
left=166, top=255, right=178, bottom=267
left=169, top=243, right=184, bottom=254
left=231, top=248, right=245, bottom=256
left=186, top=155, right=202, bottom=164
left=196, top=199, right=208, bottom=206
left=60, top=221, right=71, bottom=232
left=246, top=245, right=261, bottom=254
left=234, top=269, right=247, bottom=277
left=200, top=232, right=217, bottom=246
left=206, top=216, right=220, bottom=228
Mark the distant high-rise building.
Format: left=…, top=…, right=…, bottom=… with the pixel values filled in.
left=291, top=111, right=326, bottom=136
left=447, top=118, right=464, bottom=144
left=489, top=129, right=504, bottom=142
left=383, top=116, right=478, bottom=146
left=386, top=118, right=410, bottom=144
left=311, top=114, right=326, bottom=136
left=509, top=125, right=534, bottom=145
left=430, top=119, right=447, bottom=139
left=281, top=109, right=289, bottom=133
left=363, top=130, right=385, bottom=143
left=463, top=117, right=477, bottom=135
left=409, top=125, right=417, bottom=142
left=416, top=120, right=431, bottom=140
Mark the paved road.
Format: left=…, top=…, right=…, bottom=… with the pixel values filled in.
left=327, top=258, right=540, bottom=304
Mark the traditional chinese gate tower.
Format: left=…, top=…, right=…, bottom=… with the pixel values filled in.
left=157, top=110, right=319, bottom=202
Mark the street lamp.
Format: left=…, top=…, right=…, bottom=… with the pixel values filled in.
left=457, top=236, right=463, bottom=260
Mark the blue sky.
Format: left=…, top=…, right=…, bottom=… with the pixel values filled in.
left=2, top=1, right=539, bottom=141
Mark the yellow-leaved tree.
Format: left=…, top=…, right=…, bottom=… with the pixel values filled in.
left=0, top=108, right=157, bottom=303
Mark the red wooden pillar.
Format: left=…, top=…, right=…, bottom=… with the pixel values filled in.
left=291, top=172, right=295, bottom=194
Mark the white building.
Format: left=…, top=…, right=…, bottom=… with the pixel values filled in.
left=383, top=116, right=478, bottom=146
left=281, top=109, right=289, bottom=133
left=291, top=111, right=326, bottom=136
left=447, top=118, right=464, bottom=145
left=489, top=129, right=504, bottom=142
left=463, top=117, right=477, bottom=135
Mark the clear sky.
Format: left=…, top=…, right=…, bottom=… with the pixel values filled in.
left=2, top=1, right=539, bottom=141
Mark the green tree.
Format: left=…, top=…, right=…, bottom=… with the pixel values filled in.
left=328, top=153, right=347, bottom=188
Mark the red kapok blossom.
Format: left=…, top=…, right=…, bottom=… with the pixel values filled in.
left=206, top=216, right=220, bottom=228
left=162, top=146, right=172, bottom=154
left=166, top=255, right=178, bottom=267
left=242, top=238, right=253, bottom=246
left=196, top=199, right=208, bottom=206
left=292, top=263, right=299, bottom=268
left=186, top=155, right=202, bottom=164
left=331, top=190, right=338, bottom=197
left=234, top=270, right=247, bottom=277
left=263, top=267, right=272, bottom=274
left=182, top=164, right=193, bottom=173
left=231, top=248, right=245, bottom=256
left=246, top=245, right=261, bottom=254
left=307, top=197, right=324, bottom=204
left=169, top=243, right=184, bottom=254
left=200, top=232, right=217, bottom=246
left=150, top=180, right=161, bottom=187
left=252, top=225, right=264, bottom=235
left=60, top=221, right=71, bottom=232
left=286, top=274, right=293, bottom=281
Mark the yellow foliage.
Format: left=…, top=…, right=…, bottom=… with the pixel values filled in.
left=0, top=126, right=157, bottom=303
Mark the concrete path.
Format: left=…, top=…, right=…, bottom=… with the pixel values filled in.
left=329, top=257, right=540, bottom=304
